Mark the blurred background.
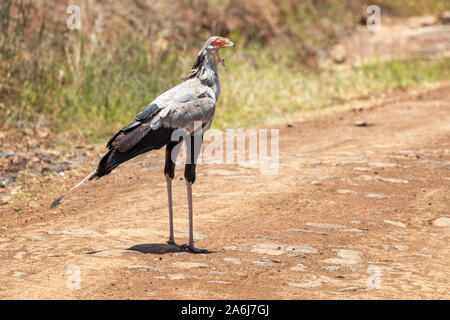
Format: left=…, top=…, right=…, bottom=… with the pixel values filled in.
left=0, top=0, right=449, bottom=188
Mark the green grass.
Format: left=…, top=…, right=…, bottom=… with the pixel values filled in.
left=216, top=56, right=450, bottom=129
left=4, top=39, right=450, bottom=138
left=2, top=33, right=184, bottom=139
left=1, top=0, right=450, bottom=141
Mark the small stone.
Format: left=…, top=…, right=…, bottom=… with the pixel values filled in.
left=126, top=265, right=160, bottom=272
left=284, top=245, right=317, bottom=255
left=285, top=281, right=321, bottom=288
left=336, top=274, right=355, bottom=279
left=324, top=244, right=347, bottom=249
left=13, top=252, right=26, bottom=260
left=321, top=249, right=363, bottom=265
left=369, top=162, right=396, bottom=168
left=323, top=266, right=341, bottom=271
left=380, top=177, right=408, bottom=184
left=286, top=253, right=307, bottom=258
left=223, top=258, right=241, bottom=265
left=253, top=261, right=273, bottom=267
left=209, top=271, right=229, bottom=276
left=345, top=265, right=358, bottom=272
left=173, top=262, right=209, bottom=269
left=354, top=121, right=367, bottom=127
left=25, top=234, right=46, bottom=241
left=290, top=264, right=306, bottom=271
left=437, top=162, right=450, bottom=170
left=384, top=220, right=406, bottom=228
left=287, top=229, right=327, bottom=236
left=251, top=247, right=284, bottom=256
left=341, top=228, right=363, bottom=233
left=337, top=189, right=358, bottom=195
left=366, top=193, right=388, bottom=199
left=340, top=286, right=359, bottom=292
left=167, top=274, right=198, bottom=280
left=0, top=195, right=12, bottom=205
left=12, top=271, right=25, bottom=277
left=252, top=243, right=283, bottom=252
left=414, top=253, right=432, bottom=259
left=394, top=245, right=408, bottom=251
left=41, top=162, right=71, bottom=175
left=306, top=222, right=346, bottom=229
left=208, top=280, right=229, bottom=284
left=433, top=217, right=450, bottom=227
left=272, top=259, right=281, bottom=263
left=223, top=246, right=249, bottom=251
left=254, top=235, right=282, bottom=241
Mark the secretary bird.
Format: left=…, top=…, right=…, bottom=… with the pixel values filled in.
left=51, top=36, right=235, bottom=253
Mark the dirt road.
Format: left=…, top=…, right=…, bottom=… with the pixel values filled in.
left=0, top=82, right=449, bottom=299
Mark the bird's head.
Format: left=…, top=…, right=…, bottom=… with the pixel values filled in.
left=200, top=36, right=235, bottom=66
left=185, top=36, right=235, bottom=80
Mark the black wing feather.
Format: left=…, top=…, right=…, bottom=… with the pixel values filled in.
left=106, top=103, right=161, bottom=150
left=91, top=126, right=173, bottom=180
left=92, top=103, right=171, bottom=180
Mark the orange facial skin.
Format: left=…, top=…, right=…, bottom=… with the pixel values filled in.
left=212, top=37, right=235, bottom=65
left=212, top=37, right=233, bottom=49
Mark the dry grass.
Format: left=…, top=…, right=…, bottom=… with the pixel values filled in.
left=1, top=0, right=449, bottom=140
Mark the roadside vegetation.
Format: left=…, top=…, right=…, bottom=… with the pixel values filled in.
left=1, top=0, right=449, bottom=140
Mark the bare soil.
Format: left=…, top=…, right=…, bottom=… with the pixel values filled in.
left=0, top=81, right=449, bottom=299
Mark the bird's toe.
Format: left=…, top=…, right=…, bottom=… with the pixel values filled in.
left=188, top=246, right=209, bottom=253
left=180, top=243, right=206, bottom=253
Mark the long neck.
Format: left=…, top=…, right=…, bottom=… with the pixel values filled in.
left=191, top=50, right=220, bottom=99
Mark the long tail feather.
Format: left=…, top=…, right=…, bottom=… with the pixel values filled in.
left=50, top=170, right=97, bottom=208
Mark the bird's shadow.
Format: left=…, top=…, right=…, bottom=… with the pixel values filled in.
left=127, top=243, right=214, bottom=254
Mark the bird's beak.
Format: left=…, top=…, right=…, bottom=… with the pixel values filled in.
left=217, top=39, right=235, bottom=67
left=223, top=41, right=236, bottom=48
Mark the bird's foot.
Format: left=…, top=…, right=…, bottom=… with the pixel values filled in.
left=181, top=244, right=209, bottom=254
left=167, top=239, right=176, bottom=245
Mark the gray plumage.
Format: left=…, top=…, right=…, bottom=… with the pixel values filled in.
left=91, top=36, right=229, bottom=179
left=51, top=36, right=235, bottom=253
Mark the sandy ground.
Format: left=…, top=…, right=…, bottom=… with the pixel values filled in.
left=0, top=80, right=449, bottom=299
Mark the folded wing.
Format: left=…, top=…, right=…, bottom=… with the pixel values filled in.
left=90, top=89, right=215, bottom=180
